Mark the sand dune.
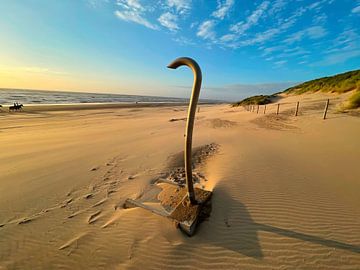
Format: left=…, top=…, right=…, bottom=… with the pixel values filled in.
left=0, top=94, right=359, bottom=269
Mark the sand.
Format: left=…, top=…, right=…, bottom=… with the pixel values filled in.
left=0, top=93, right=359, bottom=269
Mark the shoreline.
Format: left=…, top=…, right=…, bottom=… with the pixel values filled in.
left=0, top=102, right=226, bottom=113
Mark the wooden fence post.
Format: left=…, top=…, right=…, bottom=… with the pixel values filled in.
left=294, top=101, right=299, bottom=116
left=323, top=99, right=329, bottom=120
left=263, top=105, right=266, bottom=114
left=276, top=103, right=280, bottom=115
left=257, top=105, right=259, bottom=114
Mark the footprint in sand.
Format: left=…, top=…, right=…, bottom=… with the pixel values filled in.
left=68, top=210, right=85, bottom=219
left=18, top=218, right=33, bottom=225
left=83, top=193, right=94, bottom=199
left=92, top=198, right=107, bottom=208
left=87, top=210, right=102, bottom=224
left=58, top=232, right=88, bottom=255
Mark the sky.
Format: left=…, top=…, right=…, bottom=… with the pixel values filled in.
left=0, top=0, right=359, bottom=101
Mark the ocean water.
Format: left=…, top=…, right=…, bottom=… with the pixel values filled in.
left=0, top=88, right=219, bottom=105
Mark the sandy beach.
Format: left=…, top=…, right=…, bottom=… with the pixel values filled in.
left=0, top=93, right=359, bottom=269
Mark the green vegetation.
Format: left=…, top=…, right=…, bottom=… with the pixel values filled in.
left=284, top=69, right=360, bottom=95
left=233, top=69, right=360, bottom=109
left=232, top=95, right=272, bottom=107
left=347, top=90, right=360, bottom=109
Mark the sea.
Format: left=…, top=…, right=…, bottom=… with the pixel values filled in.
left=0, top=88, right=220, bottom=105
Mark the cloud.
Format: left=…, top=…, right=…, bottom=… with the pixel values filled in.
left=315, top=50, right=360, bottom=65
left=230, top=1, right=270, bottom=35
left=220, top=34, right=236, bottom=42
left=284, top=26, right=327, bottom=44
left=87, top=0, right=109, bottom=8
left=201, top=82, right=299, bottom=100
left=261, top=45, right=285, bottom=56
left=352, top=5, right=360, bottom=14
left=329, top=29, right=360, bottom=52
left=115, top=10, right=158, bottom=29
left=158, top=12, right=179, bottom=31
left=115, top=0, right=158, bottom=30
left=212, top=0, right=234, bottom=20
left=316, top=28, right=360, bottom=65
left=268, top=0, right=287, bottom=16
left=197, top=20, right=216, bottom=40
left=0, top=66, right=68, bottom=75
left=166, top=0, right=191, bottom=14
left=312, top=13, right=327, bottom=24
left=274, top=60, right=287, bottom=66
left=172, top=36, right=195, bottom=46
left=116, top=0, right=144, bottom=11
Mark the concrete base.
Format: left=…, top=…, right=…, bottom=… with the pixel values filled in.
left=124, top=183, right=212, bottom=236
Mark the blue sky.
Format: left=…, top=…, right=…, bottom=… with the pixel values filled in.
left=0, top=0, right=359, bottom=100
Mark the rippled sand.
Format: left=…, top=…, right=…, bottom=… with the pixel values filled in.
left=0, top=94, right=359, bottom=269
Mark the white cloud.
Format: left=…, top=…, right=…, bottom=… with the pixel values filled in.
left=307, top=26, right=327, bottom=38
left=261, top=45, right=285, bottom=56
left=0, top=66, right=68, bottom=75
left=315, top=50, right=360, bottom=65
left=284, top=26, right=327, bottom=44
left=268, top=0, right=287, bottom=16
left=230, top=1, right=269, bottom=35
left=202, top=82, right=298, bottom=100
left=312, top=13, right=327, bottom=24
left=212, top=0, right=234, bottom=20
left=274, top=60, right=287, bottom=66
left=115, top=10, right=158, bottom=29
left=116, top=0, right=144, bottom=11
left=220, top=34, right=236, bottom=42
left=197, top=20, right=216, bottom=40
left=166, top=0, right=191, bottom=14
left=158, top=12, right=179, bottom=31
left=115, top=0, right=158, bottom=30
left=172, top=36, right=195, bottom=46
left=325, top=29, right=360, bottom=54
left=352, top=5, right=360, bottom=14
left=87, top=0, right=109, bottom=8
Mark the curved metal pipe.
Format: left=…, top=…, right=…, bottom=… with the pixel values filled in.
left=167, top=57, right=202, bottom=205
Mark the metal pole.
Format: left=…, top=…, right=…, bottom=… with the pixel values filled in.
left=264, top=105, right=266, bottom=114
left=257, top=105, right=259, bottom=114
left=294, top=101, right=299, bottom=116
left=167, top=57, right=201, bottom=205
left=323, top=99, right=329, bottom=120
left=276, top=103, right=280, bottom=115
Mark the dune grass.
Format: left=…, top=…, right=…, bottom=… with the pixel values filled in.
left=232, top=95, right=272, bottom=107
left=346, top=91, right=360, bottom=109
left=284, top=69, right=360, bottom=95
left=233, top=69, right=360, bottom=109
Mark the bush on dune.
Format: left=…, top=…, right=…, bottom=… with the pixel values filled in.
left=232, top=95, right=272, bottom=107
left=347, top=91, right=360, bottom=109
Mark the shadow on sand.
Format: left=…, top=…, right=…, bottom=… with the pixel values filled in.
left=170, top=185, right=359, bottom=259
